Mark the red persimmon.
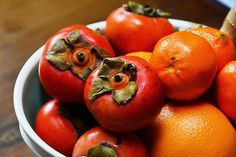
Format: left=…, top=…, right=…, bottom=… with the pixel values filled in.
left=72, top=127, right=149, bottom=157
left=216, top=61, right=236, bottom=122
left=39, top=25, right=115, bottom=104
left=84, top=56, right=164, bottom=132
left=35, top=99, right=96, bottom=156
left=105, top=1, right=174, bottom=54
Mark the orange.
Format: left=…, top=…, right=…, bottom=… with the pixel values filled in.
left=190, top=27, right=236, bottom=73
left=142, top=101, right=236, bottom=157
left=126, top=51, right=152, bottom=62
left=150, top=31, right=217, bottom=101
left=216, top=60, right=236, bottom=122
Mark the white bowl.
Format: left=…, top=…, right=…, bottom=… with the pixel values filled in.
left=13, top=19, right=198, bottom=157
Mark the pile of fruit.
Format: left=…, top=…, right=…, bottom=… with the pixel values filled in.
left=35, top=1, right=236, bottom=157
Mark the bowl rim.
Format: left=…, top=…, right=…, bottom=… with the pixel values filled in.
left=13, top=19, right=199, bottom=157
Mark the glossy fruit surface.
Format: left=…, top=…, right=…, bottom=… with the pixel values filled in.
left=72, top=127, right=149, bottom=157
left=150, top=31, right=217, bottom=101
left=190, top=26, right=236, bottom=73
left=35, top=100, right=78, bottom=156
left=216, top=60, right=236, bottom=122
left=105, top=2, right=174, bottom=54
left=35, top=99, right=97, bottom=156
left=142, top=101, right=236, bottom=157
left=39, top=25, right=115, bottom=104
left=126, top=51, right=152, bottom=62
left=84, top=56, right=164, bottom=132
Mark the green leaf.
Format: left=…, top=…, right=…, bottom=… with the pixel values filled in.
left=71, top=68, right=93, bottom=81
left=79, top=68, right=93, bottom=80
left=67, top=30, right=81, bottom=44
left=123, top=1, right=144, bottom=14
left=122, top=63, right=137, bottom=80
left=91, top=46, right=110, bottom=58
left=46, top=31, right=111, bottom=81
left=98, top=64, right=111, bottom=77
left=88, top=58, right=138, bottom=104
left=67, top=30, right=90, bottom=47
left=98, top=58, right=125, bottom=77
left=46, top=53, right=71, bottom=70
left=89, top=78, right=112, bottom=101
left=123, top=1, right=171, bottom=17
left=112, top=81, right=138, bottom=104
left=46, top=39, right=71, bottom=70
left=88, top=144, right=118, bottom=157
left=104, top=58, right=125, bottom=70
left=50, top=39, right=70, bottom=52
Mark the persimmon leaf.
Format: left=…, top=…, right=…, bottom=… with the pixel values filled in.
left=88, top=144, right=118, bottom=157
left=89, top=78, right=112, bottom=101
left=112, top=81, right=138, bottom=104
left=46, top=39, right=71, bottom=70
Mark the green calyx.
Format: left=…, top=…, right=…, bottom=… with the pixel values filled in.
left=89, top=77, right=112, bottom=100
left=123, top=1, right=171, bottom=17
left=46, top=39, right=72, bottom=70
left=112, top=81, right=137, bottom=104
left=89, top=58, right=138, bottom=104
left=46, top=30, right=110, bottom=80
left=67, top=30, right=89, bottom=46
left=88, top=143, right=119, bottom=157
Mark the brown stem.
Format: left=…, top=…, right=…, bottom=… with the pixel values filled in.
left=220, top=5, right=236, bottom=46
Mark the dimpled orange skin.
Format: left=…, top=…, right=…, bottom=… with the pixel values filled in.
left=126, top=52, right=152, bottom=62
left=190, top=27, right=236, bottom=73
left=150, top=31, right=217, bottom=101
left=142, top=101, right=236, bottom=157
left=216, top=61, right=236, bottom=122
left=72, top=127, right=149, bottom=157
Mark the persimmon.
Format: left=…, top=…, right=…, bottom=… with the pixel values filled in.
left=84, top=56, right=164, bottom=132
left=150, top=31, right=217, bottom=101
left=190, top=27, right=236, bottom=73
left=35, top=99, right=96, bottom=156
left=105, top=1, right=174, bottom=54
left=39, top=25, right=115, bottom=104
left=216, top=60, right=236, bottom=122
left=72, top=127, right=149, bottom=157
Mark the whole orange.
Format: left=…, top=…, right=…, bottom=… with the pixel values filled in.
left=150, top=31, right=217, bottom=101
left=142, top=101, right=236, bottom=157
left=190, top=27, right=236, bottom=73
left=216, top=60, right=236, bottom=122
left=126, top=52, right=152, bottom=62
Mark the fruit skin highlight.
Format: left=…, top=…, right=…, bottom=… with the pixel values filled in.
left=190, top=27, right=236, bottom=73
left=126, top=51, right=152, bottom=62
left=35, top=100, right=78, bottom=157
left=105, top=1, right=174, bottom=55
left=72, top=127, right=149, bottom=157
left=216, top=60, right=236, bottom=122
left=150, top=31, right=217, bottom=101
left=84, top=56, right=164, bottom=132
left=141, top=101, right=236, bottom=157
left=39, top=25, right=115, bottom=104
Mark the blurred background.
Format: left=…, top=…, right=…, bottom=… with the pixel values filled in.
left=0, top=0, right=233, bottom=156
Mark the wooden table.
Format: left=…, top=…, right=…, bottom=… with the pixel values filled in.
left=0, top=0, right=229, bottom=156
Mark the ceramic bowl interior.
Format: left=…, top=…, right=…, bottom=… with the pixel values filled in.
left=13, top=19, right=199, bottom=157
